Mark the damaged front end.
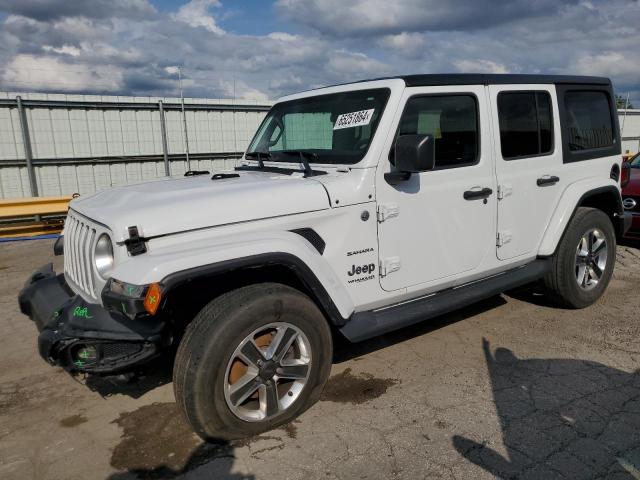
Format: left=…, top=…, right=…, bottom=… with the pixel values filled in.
left=18, top=264, right=167, bottom=374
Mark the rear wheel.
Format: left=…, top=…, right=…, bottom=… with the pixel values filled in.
left=544, top=207, right=616, bottom=308
left=173, top=283, right=332, bottom=440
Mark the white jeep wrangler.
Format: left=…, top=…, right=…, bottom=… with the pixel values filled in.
left=19, top=74, right=632, bottom=439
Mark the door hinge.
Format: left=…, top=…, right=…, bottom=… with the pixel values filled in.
left=496, top=231, right=513, bottom=247
left=497, top=184, right=513, bottom=200
left=380, top=256, right=401, bottom=277
left=377, top=203, right=399, bottom=223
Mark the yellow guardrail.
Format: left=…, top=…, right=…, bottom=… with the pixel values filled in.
left=0, top=195, right=73, bottom=238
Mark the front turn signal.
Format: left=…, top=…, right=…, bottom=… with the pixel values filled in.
left=143, top=283, right=163, bottom=315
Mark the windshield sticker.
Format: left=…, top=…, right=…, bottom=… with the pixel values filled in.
left=333, top=109, right=375, bottom=130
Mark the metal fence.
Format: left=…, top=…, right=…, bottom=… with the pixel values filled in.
left=620, top=109, right=640, bottom=155
left=0, top=92, right=271, bottom=199
left=1, top=93, right=637, bottom=200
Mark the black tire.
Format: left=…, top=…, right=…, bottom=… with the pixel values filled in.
left=544, top=207, right=616, bottom=308
left=173, top=283, right=333, bottom=440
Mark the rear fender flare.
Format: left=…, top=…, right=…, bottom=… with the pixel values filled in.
left=538, top=179, right=621, bottom=256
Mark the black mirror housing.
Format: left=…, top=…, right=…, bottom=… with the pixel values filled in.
left=395, top=134, right=435, bottom=173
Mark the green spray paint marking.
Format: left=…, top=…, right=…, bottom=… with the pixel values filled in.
left=74, top=360, right=85, bottom=367
left=73, top=306, right=93, bottom=319
left=78, top=349, right=93, bottom=359
left=121, top=302, right=128, bottom=314
left=147, top=295, right=157, bottom=305
left=127, top=285, right=136, bottom=296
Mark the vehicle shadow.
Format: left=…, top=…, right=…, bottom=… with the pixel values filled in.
left=502, top=281, right=559, bottom=308
left=333, top=295, right=507, bottom=363
left=453, top=339, right=640, bottom=479
left=106, top=442, right=251, bottom=480
left=85, top=354, right=175, bottom=399
left=619, top=237, right=640, bottom=251
left=105, top=402, right=256, bottom=480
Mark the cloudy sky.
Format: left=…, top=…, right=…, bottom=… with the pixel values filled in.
left=0, top=0, right=638, bottom=103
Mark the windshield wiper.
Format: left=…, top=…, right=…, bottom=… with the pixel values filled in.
left=242, top=150, right=326, bottom=178
left=245, top=150, right=270, bottom=168
left=278, top=150, right=318, bottom=177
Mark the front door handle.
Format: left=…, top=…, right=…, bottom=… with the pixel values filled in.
left=463, top=187, right=493, bottom=200
left=537, top=175, right=560, bottom=186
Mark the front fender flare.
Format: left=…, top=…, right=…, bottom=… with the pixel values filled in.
left=109, top=231, right=354, bottom=324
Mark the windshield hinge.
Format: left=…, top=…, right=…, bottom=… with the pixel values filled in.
left=377, top=203, right=399, bottom=223
left=124, top=226, right=147, bottom=256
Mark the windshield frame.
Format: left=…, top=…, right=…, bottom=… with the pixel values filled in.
left=246, top=87, right=392, bottom=166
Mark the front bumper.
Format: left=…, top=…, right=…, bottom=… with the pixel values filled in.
left=18, top=264, right=166, bottom=374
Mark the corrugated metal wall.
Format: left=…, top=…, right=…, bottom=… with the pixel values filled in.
left=0, top=92, right=271, bottom=199
left=1, top=92, right=637, bottom=200
left=620, top=109, right=640, bottom=155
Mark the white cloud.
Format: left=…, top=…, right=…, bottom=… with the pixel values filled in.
left=2, top=54, right=122, bottom=92
left=173, top=0, right=225, bottom=35
left=573, top=51, right=640, bottom=84
left=326, top=51, right=390, bottom=78
left=276, top=0, right=580, bottom=37
left=267, top=32, right=298, bottom=42
left=453, top=59, right=509, bottom=74
left=219, top=79, right=269, bottom=101
left=0, top=0, right=637, bottom=106
left=378, top=32, right=427, bottom=59
left=42, top=44, right=81, bottom=57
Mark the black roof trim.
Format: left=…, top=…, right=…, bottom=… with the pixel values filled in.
left=400, top=74, right=610, bottom=87
left=318, top=74, right=611, bottom=90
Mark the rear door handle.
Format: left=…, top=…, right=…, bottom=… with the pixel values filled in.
left=537, top=175, right=560, bottom=186
left=463, top=187, right=493, bottom=200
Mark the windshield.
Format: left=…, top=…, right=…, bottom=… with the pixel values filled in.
left=247, top=88, right=390, bottom=165
left=630, top=152, right=640, bottom=168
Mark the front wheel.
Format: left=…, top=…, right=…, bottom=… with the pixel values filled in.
left=173, top=283, right=333, bottom=440
left=544, top=207, right=616, bottom=308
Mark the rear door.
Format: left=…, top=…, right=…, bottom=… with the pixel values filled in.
left=489, top=85, right=564, bottom=260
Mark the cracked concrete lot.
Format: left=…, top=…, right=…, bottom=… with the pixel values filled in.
left=1, top=238, right=640, bottom=480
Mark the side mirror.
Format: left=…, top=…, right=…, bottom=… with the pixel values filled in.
left=621, top=160, right=631, bottom=188
left=396, top=134, right=435, bottom=172
left=386, top=134, right=435, bottom=183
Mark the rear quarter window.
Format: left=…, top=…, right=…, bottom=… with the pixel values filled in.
left=558, top=85, right=620, bottom=163
left=565, top=91, right=613, bottom=151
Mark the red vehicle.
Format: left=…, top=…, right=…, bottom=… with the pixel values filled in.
left=622, top=152, right=640, bottom=238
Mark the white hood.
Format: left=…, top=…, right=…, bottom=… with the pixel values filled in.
left=70, top=171, right=331, bottom=241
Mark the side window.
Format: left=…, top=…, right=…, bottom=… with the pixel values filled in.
left=497, top=91, right=553, bottom=160
left=395, top=95, right=479, bottom=169
left=564, top=91, right=614, bottom=151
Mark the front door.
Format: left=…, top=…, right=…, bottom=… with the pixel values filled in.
left=488, top=85, right=564, bottom=260
left=376, top=85, right=496, bottom=292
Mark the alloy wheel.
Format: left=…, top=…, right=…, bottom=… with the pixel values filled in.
left=574, top=228, right=608, bottom=291
left=223, top=322, right=312, bottom=422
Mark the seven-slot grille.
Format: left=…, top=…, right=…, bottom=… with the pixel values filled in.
left=64, top=212, right=98, bottom=299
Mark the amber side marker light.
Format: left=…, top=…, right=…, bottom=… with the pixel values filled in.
left=143, top=283, right=163, bottom=315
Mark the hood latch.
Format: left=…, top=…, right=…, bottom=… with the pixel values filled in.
left=124, top=226, right=147, bottom=256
